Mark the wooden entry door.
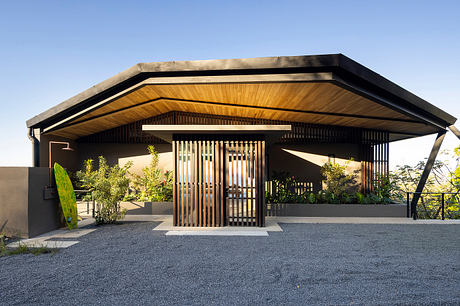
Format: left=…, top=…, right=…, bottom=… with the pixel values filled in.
left=225, top=140, right=265, bottom=227
left=172, top=136, right=265, bottom=227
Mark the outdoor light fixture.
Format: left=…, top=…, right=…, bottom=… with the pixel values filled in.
left=48, top=141, right=74, bottom=186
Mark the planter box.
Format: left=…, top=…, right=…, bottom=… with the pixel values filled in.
left=122, top=201, right=173, bottom=215
left=267, top=203, right=407, bottom=217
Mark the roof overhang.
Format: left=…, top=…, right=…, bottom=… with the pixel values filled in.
left=26, top=54, right=457, bottom=142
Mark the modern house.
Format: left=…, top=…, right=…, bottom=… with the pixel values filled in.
left=25, top=54, right=458, bottom=227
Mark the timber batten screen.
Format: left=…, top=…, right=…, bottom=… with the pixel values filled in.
left=173, top=135, right=266, bottom=227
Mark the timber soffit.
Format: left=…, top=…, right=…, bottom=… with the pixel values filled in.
left=26, top=54, right=457, bottom=131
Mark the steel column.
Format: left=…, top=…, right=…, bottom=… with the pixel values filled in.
left=411, top=130, right=447, bottom=219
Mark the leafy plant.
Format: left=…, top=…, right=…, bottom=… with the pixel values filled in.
left=355, top=192, right=365, bottom=204
left=76, top=157, right=131, bottom=225
left=266, top=171, right=307, bottom=204
left=131, top=145, right=173, bottom=202
left=391, top=145, right=460, bottom=219
left=372, top=175, right=395, bottom=204
left=321, top=160, right=359, bottom=198
left=307, top=192, right=316, bottom=204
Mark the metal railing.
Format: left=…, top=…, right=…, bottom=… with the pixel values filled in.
left=406, top=192, right=459, bottom=220
left=74, top=189, right=95, bottom=217
left=265, top=180, right=313, bottom=197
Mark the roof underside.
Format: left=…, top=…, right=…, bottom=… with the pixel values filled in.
left=27, top=54, right=456, bottom=142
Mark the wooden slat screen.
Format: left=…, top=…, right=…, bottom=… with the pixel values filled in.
left=173, top=136, right=265, bottom=227
left=360, top=130, right=390, bottom=193
left=225, top=139, right=265, bottom=227
left=78, top=111, right=372, bottom=145
left=173, top=138, right=226, bottom=227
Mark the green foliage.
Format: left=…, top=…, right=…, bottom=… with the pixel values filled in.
left=266, top=171, right=306, bottom=204
left=320, top=160, right=359, bottom=197
left=355, top=192, right=365, bottom=204
left=76, top=156, right=131, bottom=225
left=370, top=175, right=396, bottom=204
left=266, top=162, right=399, bottom=204
left=130, top=145, right=173, bottom=202
left=307, top=192, right=316, bottom=204
left=391, top=145, right=460, bottom=219
left=1, top=233, right=55, bottom=257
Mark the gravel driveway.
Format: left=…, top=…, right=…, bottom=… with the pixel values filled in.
left=1, top=221, right=459, bottom=305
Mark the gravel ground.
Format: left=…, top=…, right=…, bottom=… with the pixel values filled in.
left=1, top=222, right=459, bottom=305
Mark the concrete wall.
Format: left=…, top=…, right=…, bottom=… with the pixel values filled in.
left=0, top=168, right=29, bottom=237
left=77, top=143, right=173, bottom=175
left=27, top=167, right=63, bottom=237
left=268, top=143, right=361, bottom=192
left=0, top=167, right=62, bottom=238
left=39, top=134, right=79, bottom=172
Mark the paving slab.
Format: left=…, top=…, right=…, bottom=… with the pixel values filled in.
left=165, top=230, right=269, bottom=236
left=6, top=218, right=97, bottom=249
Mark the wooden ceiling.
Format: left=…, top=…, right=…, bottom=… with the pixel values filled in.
left=47, top=82, right=434, bottom=139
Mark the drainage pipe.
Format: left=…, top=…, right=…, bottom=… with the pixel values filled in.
left=27, top=128, right=40, bottom=167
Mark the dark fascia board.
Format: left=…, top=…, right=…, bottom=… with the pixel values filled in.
left=26, top=54, right=457, bottom=129
left=337, top=56, right=456, bottom=126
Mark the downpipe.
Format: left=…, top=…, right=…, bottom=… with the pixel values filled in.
left=27, top=128, right=40, bottom=167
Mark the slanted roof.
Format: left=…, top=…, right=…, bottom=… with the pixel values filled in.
left=26, top=54, right=456, bottom=141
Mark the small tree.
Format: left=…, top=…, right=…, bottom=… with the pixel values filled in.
left=320, top=160, right=358, bottom=198
left=76, top=157, right=132, bottom=224
left=131, top=145, right=173, bottom=202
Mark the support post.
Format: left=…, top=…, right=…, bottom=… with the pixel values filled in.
left=448, top=125, right=460, bottom=140
left=411, top=130, right=447, bottom=219
left=406, top=192, right=410, bottom=218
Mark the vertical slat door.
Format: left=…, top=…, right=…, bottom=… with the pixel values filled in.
left=173, top=138, right=226, bottom=227
left=173, top=137, right=265, bottom=227
left=226, top=139, right=265, bottom=227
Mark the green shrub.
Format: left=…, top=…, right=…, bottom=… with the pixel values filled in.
left=130, top=145, right=173, bottom=202
left=76, top=157, right=131, bottom=225
left=266, top=171, right=307, bottom=204
left=320, top=160, right=359, bottom=198
left=372, top=175, right=395, bottom=204
left=307, top=193, right=316, bottom=204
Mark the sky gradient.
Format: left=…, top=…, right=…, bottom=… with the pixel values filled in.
left=0, top=0, right=458, bottom=168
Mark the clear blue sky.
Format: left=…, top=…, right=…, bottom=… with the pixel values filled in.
left=0, top=0, right=459, bottom=168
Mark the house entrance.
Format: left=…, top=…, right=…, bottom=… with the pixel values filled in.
left=172, top=136, right=265, bottom=227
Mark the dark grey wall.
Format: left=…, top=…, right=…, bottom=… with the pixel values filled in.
left=268, top=143, right=361, bottom=192
left=0, top=168, right=29, bottom=237
left=28, top=167, right=62, bottom=237
left=0, top=167, right=62, bottom=238
left=39, top=134, right=79, bottom=172
left=76, top=143, right=173, bottom=174
left=267, top=203, right=407, bottom=217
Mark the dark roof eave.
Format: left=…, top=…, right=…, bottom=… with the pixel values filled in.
left=26, top=54, right=457, bottom=129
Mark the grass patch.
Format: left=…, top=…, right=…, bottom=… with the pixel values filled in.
left=0, top=232, right=57, bottom=257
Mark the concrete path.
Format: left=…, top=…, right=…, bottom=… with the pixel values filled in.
left=7, top=218, right=97, bottom=249
left=153, top=217, right=282, bottom=236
